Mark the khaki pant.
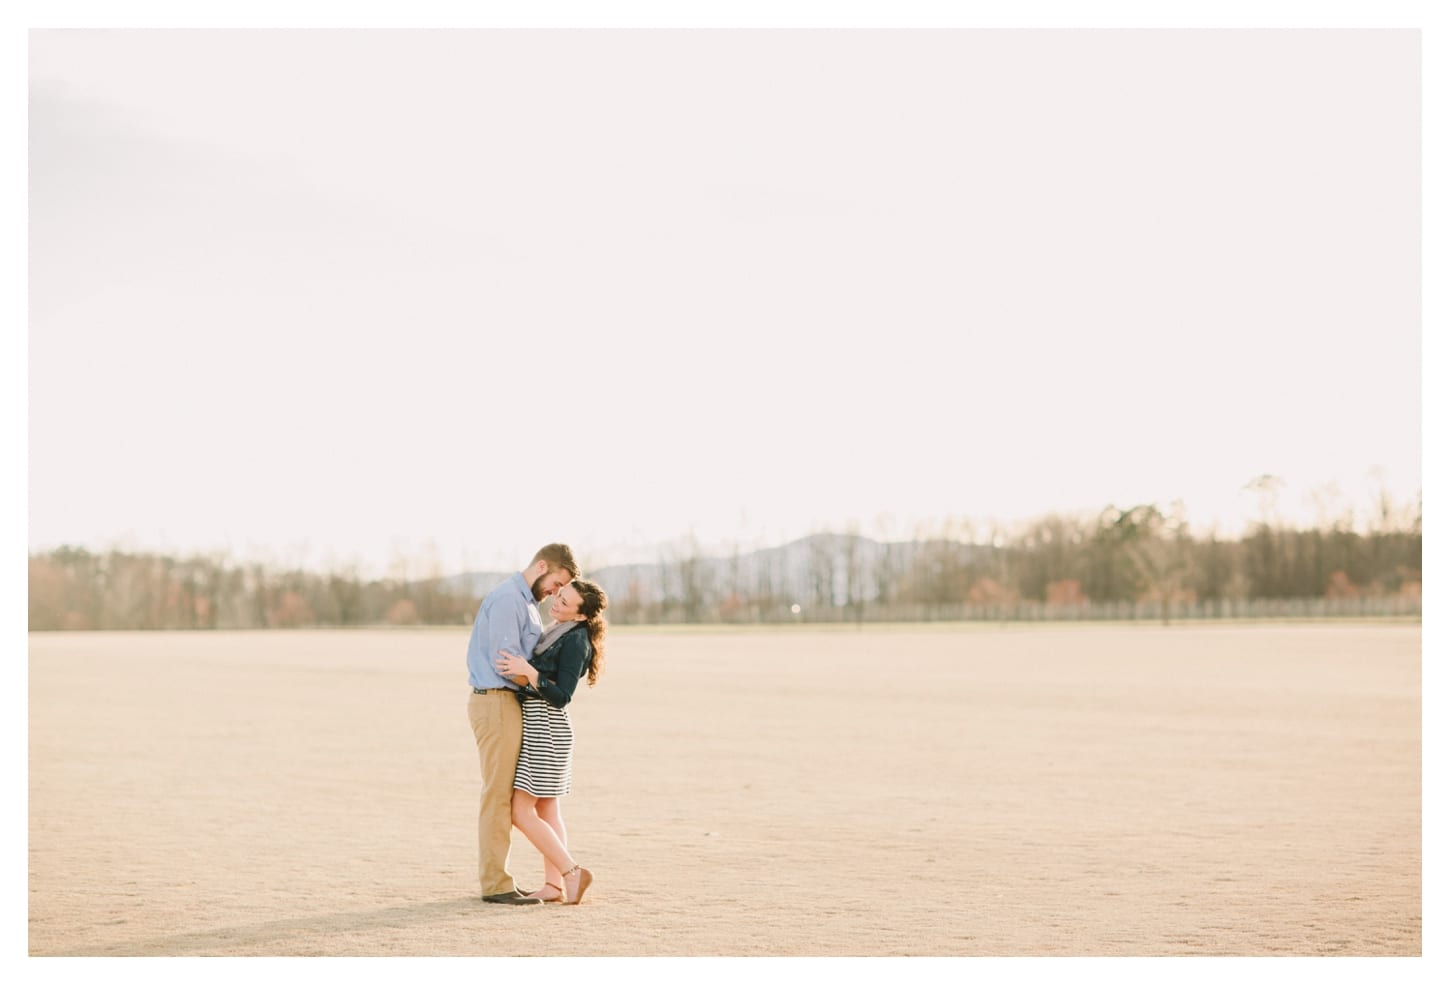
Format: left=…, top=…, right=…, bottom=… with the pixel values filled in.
left=467, top=690, right=523, bottom=897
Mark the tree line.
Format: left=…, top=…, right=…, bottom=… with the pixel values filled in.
left=26, top=549, right=480, bottom=631
left=612, top=502, right=1420, bottom=624
left=28, top=502, right=1420, bottom=631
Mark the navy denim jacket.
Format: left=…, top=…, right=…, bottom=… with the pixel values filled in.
left=518, top=623, right=592, bottom=708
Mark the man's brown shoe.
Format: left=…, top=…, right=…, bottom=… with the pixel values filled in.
left=483, top=890, right=543, bottom=905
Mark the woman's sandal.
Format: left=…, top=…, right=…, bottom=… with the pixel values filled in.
left=525, top=882, right=564, bottom=902
left=562, top=864, right=593, bottom=905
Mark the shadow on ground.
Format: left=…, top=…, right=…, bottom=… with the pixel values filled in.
left=34, top=896, right=526, bottom=956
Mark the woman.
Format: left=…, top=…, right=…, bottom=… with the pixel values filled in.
left=494, top=578, right=608, bottom=904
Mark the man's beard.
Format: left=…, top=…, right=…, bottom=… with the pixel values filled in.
left=531, top=575, right=549, bottom=602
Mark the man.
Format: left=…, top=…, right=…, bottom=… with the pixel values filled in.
left=465, top=542, right=579, bottom=904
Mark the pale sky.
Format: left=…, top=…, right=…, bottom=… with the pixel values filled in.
left=24, top=23, right=1424, bottom=575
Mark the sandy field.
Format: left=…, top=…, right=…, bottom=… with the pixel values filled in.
left=27, top=622, right=1420, bottom=956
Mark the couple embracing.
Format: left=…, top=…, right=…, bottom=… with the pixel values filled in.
left=465, top=543, right=609, bottom=906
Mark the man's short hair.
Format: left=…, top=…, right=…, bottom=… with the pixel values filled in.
left=531, top=543, right=579, bottom=578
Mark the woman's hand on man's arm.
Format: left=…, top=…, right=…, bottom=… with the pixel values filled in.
left=494, top=649, right=537, bottom=687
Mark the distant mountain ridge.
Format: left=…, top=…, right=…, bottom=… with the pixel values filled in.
left=439, top=533, right=987, bottom=614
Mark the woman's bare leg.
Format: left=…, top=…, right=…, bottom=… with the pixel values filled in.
left=511, top=789, right=575, bottom=887
left=535, top=797, right=567, bottom=891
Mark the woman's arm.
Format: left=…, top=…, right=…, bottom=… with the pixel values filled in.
left=494, top=650, right=537, bottom=688
left=525, top=633, right=588, bottom=708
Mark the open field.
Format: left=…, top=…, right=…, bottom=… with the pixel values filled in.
left=28, top=622, right=1420, bottom=956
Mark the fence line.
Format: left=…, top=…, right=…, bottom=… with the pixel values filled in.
left=615, top=595, right=1422, bottom=625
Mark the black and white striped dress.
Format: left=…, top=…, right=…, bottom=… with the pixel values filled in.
left=512, top=622, right=591, bottom=798
left=514, top=697, right=575, bottom=797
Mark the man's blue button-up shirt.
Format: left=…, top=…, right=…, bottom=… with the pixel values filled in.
left=465, top=572, right=543, bottom=690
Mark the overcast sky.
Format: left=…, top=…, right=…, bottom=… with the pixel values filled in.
left=26, top=26, right=1422, bottom=575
